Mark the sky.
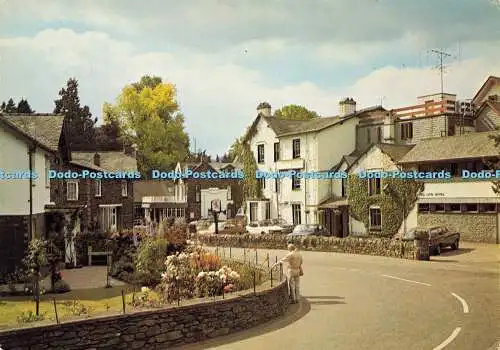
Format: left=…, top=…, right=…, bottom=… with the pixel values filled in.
left=1, top=0, right=499, bottom=156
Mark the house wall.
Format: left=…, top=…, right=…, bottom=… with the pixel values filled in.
left=419, top=180, right=498, bottom=199
left=394, top=115, right=448, bottom=144
left=0, top=126, right=52, bottom=215
left=418, top=213, right=497, bottom=243
left=476, top=107, right=500, bottom=132
left=475, top=84, right=500, bottom=105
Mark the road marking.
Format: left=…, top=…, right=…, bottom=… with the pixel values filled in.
left=380, top=274, right=431, bottom=286
left=433, top=327, right=461, bottom=350
left=451, top=292, right=469, bottom=313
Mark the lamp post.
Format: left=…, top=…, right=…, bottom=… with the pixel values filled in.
left=210, top=199, right=225, bottom=234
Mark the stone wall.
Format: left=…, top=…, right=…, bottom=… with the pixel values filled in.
left=0, top=281, right=289, bottom=350
left=195, top=234, right=418, bottom=260
left=418, top=213, right=498, bottom=243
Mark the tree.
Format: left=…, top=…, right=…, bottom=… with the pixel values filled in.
left=0, top=101, right=6, bottom=112
left=16, top=99, right=34, bottom=113
left=54, top=78, right=97, bottom=148
left=229, top=135, right=261, bottom=201
left=215, top=155, right=220, bottom=162
left=104, top=75, right=190, bottom=176
left=4, top=98, right=17, bottom=113
left=274, top=104, right=319, bottom=120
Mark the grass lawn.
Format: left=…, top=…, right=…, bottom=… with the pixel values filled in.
left=0, top=286, right=160, bottom=330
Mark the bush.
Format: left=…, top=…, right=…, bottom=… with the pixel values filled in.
left=135, top=238, right=170, bottom=284
left=159, top=252, right=195, bottom=303
left=191, top=250, right=222, bottom=272
left=17, top=310, right=46, bottom=324
left=220, top=259, right=263, bottom=290
left=53, top=279, right=71, bottom=293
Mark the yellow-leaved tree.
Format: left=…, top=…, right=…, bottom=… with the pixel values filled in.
left=104, top=76, right=190, bottom=176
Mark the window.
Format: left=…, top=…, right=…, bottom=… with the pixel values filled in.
left=430, top=204, right=445, bottom=212
left=341, top=177, right=348, bottom=197
left=447, top=203, right=461, bottom=212
left=292, top=172, right=301, bottom=190
left=249, top=202, right=258, bottom=222
left=100, top=206, right=118, bottom=232
left=121, top=181, right=128, bottom=197
left=418, top=204, right=429, bottom=213
left=67, top=181, right=78, bottom=201
left=369, top=208, right=381, bottom=230
left=400, top=122, right=413, bottom=140
left=45, top=156, right=50, bottom=188
left=258, top=178, right=266, bottom=190
left=95, top=180, right=102, bottom=197
left=377, top=127, right=382, bottom=142
left=195, top=185, right=201, bottom=202
left=292, top=139, right=301, bottom=159
left=367, top=128, right=371, bottom=144
left=479, top=203, right=496, bottom=213
left=462, top=203, right=478, bottom=212
left=292, top=204, right=301, bottom=225
left=227, top=185, right=232, bottom=200
left=257, top=144, right=264, bottom=164
left=275, top=178, right=280, bottom=193
left=273, top=142, right=280, bottom=162
left=368, top=178, right=381, bottom=195
left=265, top=202, right=271, bottom=220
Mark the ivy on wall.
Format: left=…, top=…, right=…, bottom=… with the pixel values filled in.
left=348, top=175, right=423, bottom=237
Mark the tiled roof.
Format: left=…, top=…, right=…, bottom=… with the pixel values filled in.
left=133, top=180, right=173, bottom=202
left=72, top=151, right=138, bottom=172
left=399, top=131, right=500, bottom=164
left=0, top=113, right=64, bottom=151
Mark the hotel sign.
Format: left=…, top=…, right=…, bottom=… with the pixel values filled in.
left=419, top=193, right=445, bottom=197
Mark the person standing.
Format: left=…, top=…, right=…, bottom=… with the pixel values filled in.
left=274, top=244, right=303, bottom=303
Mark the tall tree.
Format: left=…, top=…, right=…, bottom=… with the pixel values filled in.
left=16, top=99, right=34, bottom=113
left=274, top=104, right=319, bottom=120
left=0, top=101, right=6, bottom=112
left=54, top=78, right=97, bottom=149
left=229, top=135, right=261, bottom=202
left=104, top=75, right=190, bottom=176
left=5, top=98, right=17, bottom=113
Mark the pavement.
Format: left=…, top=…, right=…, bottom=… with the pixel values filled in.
left=174, top=242, right=499, bottom=350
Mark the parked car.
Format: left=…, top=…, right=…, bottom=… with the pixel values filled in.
left=198, top=221, right=229, bottom=234
left=287, top=224, right=328, bottom=238
left=400, top=226, right=460, bottom=255
left=270, top=218, right=294, bottom=234
left=246, top=220, right=284, bottom=234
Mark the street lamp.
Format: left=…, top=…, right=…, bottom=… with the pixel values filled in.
left=383, top=184, right=407, bottom=236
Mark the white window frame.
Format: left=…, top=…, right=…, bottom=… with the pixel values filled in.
left=249, top=202, right=258, bottom=222
left=67, top=181, right=78, bottom=201
left=368, top=177, right=381, bottom=196
left=292, top=203, right=301, bottom=225
left=99, top=205, right=119, bottom=232
left=95, top=179, right=102, bottom=197
left=121, top=181, right=128, bottom=197
left=227, top=185, right=232, bottom=200
left=292, top=139, right=301, bottom=159
left=257, top=144, right=265, bottom=164
left=369, top=206, right=382, bottom=231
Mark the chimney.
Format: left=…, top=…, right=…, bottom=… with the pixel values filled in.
left=339, top=98, right=356, bottom=117
left=382, top=112, right=395, bottom=144
left=93, top=153, right=100, bottom=166
left=257, top=102, right=272, bottom=117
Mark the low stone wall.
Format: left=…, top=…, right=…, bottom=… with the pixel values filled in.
left=196, top=234, right=418, bottom=259
left=0, top=281, right=289, bottom=350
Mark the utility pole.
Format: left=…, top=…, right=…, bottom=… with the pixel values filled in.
left=430, top=49, right=452, bottom=96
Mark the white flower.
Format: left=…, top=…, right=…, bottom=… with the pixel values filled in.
left=141, top=286, right=150, bottom=293
left=197, top=271, right=206, bottom=278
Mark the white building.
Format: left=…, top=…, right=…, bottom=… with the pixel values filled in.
left=0, top=113, right=66, bottom=273
left=244, top=100, right=386, bottom=226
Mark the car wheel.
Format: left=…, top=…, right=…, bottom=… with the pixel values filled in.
left=451, top=240, right=459, bottom=250
left=434, top=245, right=441, bottom=255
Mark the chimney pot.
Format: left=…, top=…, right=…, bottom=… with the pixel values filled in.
left=339, top=97, right=356, bottom=117
left=257, top=102, right=272, bottom=117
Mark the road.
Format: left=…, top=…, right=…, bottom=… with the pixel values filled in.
left=176, top=243, right=499, bottom=350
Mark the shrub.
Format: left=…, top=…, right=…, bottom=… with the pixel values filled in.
left=129, top=286, right=162, bottom=308
left=159, top=252, right=195, bottom=304
left=62, top=300, right=93, bottom=316
left=135, top=238, right=170, bottom=284
left=53, top=280, right=71, bottom=293
left=17, top=310, right=46, bottom=324
left=220, top=259, right=262, bottom=290
left=191, top=250, right=222, bottom=272
left=194, top=266, right=241, bottom=297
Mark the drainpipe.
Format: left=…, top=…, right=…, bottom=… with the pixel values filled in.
left=28, top=144, right=35, bottom=240
left=304, top=134, right=308, bottom=224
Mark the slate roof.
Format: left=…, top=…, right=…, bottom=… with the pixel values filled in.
left=399, top=131, right=500, bottom=164
left=72, top=151, right=138, bottom=172
left=0, top=113, right=64, bottom=152
left=377, top=144, right=415, bottom=162
left=181, top=161, right=242, bottom=171
left=134, top=180, right=173, bottom=202
left=245, top=105, right=385, bottom=141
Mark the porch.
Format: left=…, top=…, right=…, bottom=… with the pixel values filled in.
left=318, top=198, right=349, bottom=237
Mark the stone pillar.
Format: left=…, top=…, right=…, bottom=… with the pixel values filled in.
left=414, top=230, right=430, bottom=260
